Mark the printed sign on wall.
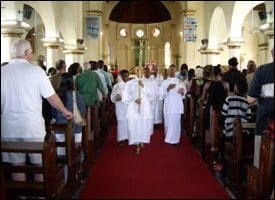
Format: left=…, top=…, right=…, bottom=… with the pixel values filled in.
left=86, top=16, right=100, bottom=39
left=183, top=16, right=198, bottom=42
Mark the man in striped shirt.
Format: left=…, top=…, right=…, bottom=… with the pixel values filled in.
left=222, top=76, right=251, bottom=138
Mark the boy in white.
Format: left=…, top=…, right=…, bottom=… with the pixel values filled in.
left=122, top=67, right=153, bottom=155
left=111, top=70, right=130, bottom=147
left=161, top=64, right=187, bottom=145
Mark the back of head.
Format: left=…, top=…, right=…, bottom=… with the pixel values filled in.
left=48, top=67, right=57, bottom=76
left=90, top=61, right=98, bottom=70
left=212, top=65, right=221, bottom=76
left=228, top=57, right=238, bottom=68
left=180, top=63, right=188, bottom=71
left=188, top=69, right=195, bottom=78
left=68, top=62, right=80, bottom=76
left=98, top=60, right=104, bottom=69
left=11, top=39, right=31, bottom=58
left=103, top=65, right=108, bottom=72
left=55, top=60, right=66, bottom=71
left=83, top=62, right=90, bottom=71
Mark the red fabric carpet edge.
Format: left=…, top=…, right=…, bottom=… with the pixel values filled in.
left=80, top=125, right=229, bottom=199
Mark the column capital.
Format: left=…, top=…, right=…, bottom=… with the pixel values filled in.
left=225, top=38, right=244, bottom=49
left=263, top=23, right=274, bottom=38
left=42, top=38, right=62, bottom=49
left=258, top=43, right=268, bottom=50
left=62, top=47, right=87, bottom=55
left=1, top=23, right=27, bottom=37
left=197, top=47, right=221, bottom=55
left=87, top=10, right=103, bottom=16
left=180, top=9, right=196, bottom=16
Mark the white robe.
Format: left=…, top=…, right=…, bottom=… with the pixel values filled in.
left=111, top=81, right=129, bottom=142
left=152, top=75, right=164, bottom=124
left=142, top=78, right=159, bottom=135
left=160, top=77, right=187, bottom=144
left=122, top=78, right=153, bottom=145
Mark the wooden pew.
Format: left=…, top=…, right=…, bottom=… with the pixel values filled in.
left=183, top=94, right=191, bottom=135
left=91, top=103, right=101, bottom=160
left=205, top=107, right=223, bottom=175
left=1, top=132, right=65, bottom=199
left=246, top=129, right=274, bottom=199
left=47, top=120, right=82, bottom=197
left=194, top=101, right=206, bottom=160
left=81, top=106, right=95, bottom=175
left=224, top=116, right=255, bottom=198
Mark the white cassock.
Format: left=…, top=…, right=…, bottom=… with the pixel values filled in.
left=142, top=77, right=159, bottom=135
left=160, top=77, right=187, bottom=144
left=152, top=74, right=164, bottom=124
left=122, top=78, right=153, bottom=145
left=111, top=81, right=129, bottom=142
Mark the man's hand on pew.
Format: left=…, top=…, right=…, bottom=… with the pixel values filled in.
left=62, top=110, right=73, bottom=120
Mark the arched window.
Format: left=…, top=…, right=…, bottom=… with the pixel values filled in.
left=164, top=42, right=171, bottom=69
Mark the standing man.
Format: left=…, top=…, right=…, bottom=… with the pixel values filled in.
left=50, top=59, right=66, bottom=91
left=111, top=70, right=130, bottom=147
left=92, top=61, right=108, bottom=103
left=75, top=61, right=106, bottom=106
left=1, top=39, right=73, bottom=182
left=161, top=64, right=187, bottom=145
left=247, top=48, right=274, bottom=168
left=122, top=67, right=153, bottom=155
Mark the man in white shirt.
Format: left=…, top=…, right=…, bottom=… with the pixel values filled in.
left=111, top=70, right=130, bottom=147
left=1, top=39, right=73, bottom=182
left=90, top=61, right=108, bottom=102
left=122, top=67, right=153, bottom=155
left=161, top=64, right=187, bottom=145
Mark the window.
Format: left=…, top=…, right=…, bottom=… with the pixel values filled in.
left=152, top=28, right=160, bottom=37
left=164, top=42, right=171, bottom=69
left=119, top=28, right=128, bottom=37
left=135, top=29, right=144, bottom=38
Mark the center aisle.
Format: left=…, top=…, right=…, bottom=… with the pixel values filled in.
left=80, top=125, right=229, bottom=199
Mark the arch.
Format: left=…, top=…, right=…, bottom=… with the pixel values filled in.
left=230, top=1, right=265, bottom=39
left=164, top=42, right=171, bottom=69
left=24, top=1, right=58, bottom=38
left=208, top=7, right=227, bottom=49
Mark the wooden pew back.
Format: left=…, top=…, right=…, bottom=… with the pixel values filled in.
left=1, top=132, right=64, bottom=199
left=224, top=116, right=255, bottom=198
left=246, top=130, right=274, bottom=199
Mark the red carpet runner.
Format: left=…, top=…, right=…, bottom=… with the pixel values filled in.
left=80, top=126, right=229, bottom=199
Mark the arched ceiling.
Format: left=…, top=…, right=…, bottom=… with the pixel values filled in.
left=109, top=1, right=171, bottom=24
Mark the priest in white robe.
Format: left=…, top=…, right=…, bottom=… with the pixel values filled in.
left=111, top=70, right=130, bottom=147
left=122, top=67, right=153, bottom=154
left=142, top=67, right=159, bottom=135
left=160, top=64, right=187, bottom=145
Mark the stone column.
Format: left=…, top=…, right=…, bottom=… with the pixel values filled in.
left=62, top=48, right=86, bottom=68
left=42, top=38, right=61, bottom=69
left=258, top=43, right=268, bottom=65
left=1, top=23, right=26, bottom=62
left=226, top=38, right=244, bottom=70
left=198, top=48, right=220, bottom=66
left=264, top=28, right=274, bottom=63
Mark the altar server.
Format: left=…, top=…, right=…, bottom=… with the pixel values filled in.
left=122, top=67, right=153, bottom=154
left=160, top=64, right=187, bottom=145
left=111, top=70, right=130, bottom=147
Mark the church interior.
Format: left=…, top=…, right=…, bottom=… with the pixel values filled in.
left=1, top=1, right=274, bottom=199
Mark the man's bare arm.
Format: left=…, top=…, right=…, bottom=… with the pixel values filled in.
left=247, top=95, right=257, bottom=105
